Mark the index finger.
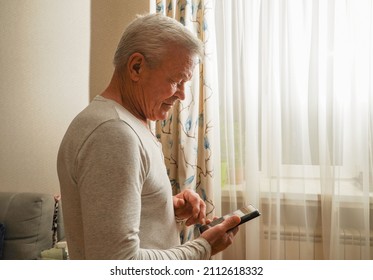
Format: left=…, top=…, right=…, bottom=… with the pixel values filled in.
left=182, top=190, right=202, bottom=217
left=197, top=199, right=207, bottom=224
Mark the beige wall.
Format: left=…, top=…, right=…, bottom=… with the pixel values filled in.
left=0, top=0, right=150, bottom=195
left=90, top=0, right=150, bottom=100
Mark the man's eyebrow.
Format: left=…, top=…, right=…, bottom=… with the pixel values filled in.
left=182, top=71, right=193, bottom=81
left=172, top=73, right=190, bottom=81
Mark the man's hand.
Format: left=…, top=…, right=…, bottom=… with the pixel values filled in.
left=173, top=189, right=206, bottom=226
left=201, top=215, right=241, bottom=256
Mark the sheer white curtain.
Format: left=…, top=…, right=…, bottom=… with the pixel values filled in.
left=212, top=0, right=373, bottom=259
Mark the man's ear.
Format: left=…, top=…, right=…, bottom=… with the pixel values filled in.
left=127, top=53, right=145, bottom=81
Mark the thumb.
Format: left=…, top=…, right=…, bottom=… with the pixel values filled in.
left=174, top=197, right=185, bottom=208
left=221, top=215, right=241, bottom=231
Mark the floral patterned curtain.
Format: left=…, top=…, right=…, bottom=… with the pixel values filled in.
left=154, top=0, right=215, bottom=243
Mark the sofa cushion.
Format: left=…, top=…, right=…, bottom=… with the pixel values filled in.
left=0, top=192, right=55, bottom=259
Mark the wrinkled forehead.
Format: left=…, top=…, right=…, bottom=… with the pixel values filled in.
left=161, top=48, right=197, bottom=80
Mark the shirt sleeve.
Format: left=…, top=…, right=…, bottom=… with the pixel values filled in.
left=76, top=120, right=211, bottom=260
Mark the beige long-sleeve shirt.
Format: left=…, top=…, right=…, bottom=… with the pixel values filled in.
left=57, top=95, right=211, bottom=259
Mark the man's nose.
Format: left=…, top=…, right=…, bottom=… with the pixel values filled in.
left=175, top=83, right=186, bottom=100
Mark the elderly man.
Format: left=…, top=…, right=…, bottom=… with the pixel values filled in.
left=57, top=13, right=240, bottom=260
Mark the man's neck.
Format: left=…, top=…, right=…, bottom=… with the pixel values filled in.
left=101, top=70, right=148, bottom=126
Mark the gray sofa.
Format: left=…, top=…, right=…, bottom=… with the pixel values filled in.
left=0, top=192, right=64, bottom=260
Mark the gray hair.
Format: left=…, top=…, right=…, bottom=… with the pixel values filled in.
left=113, top=13, right=204, bottom=69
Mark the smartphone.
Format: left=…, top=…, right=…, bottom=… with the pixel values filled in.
left=198, top=204, right=261, bottom=233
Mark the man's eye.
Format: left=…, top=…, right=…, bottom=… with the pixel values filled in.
left=170, top=78, right=185, bottom=87
left=171, top=80, right=182, bottom=86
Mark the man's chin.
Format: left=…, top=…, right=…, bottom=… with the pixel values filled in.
left=161, top=110, right=171, bottom=120
left=151, top=110, right=171, bottom=121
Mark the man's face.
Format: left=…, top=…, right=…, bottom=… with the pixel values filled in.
left=139, top=48, right=196, bottom=121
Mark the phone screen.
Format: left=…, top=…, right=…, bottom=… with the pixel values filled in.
left=198, top=204, right=260, bottom=233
